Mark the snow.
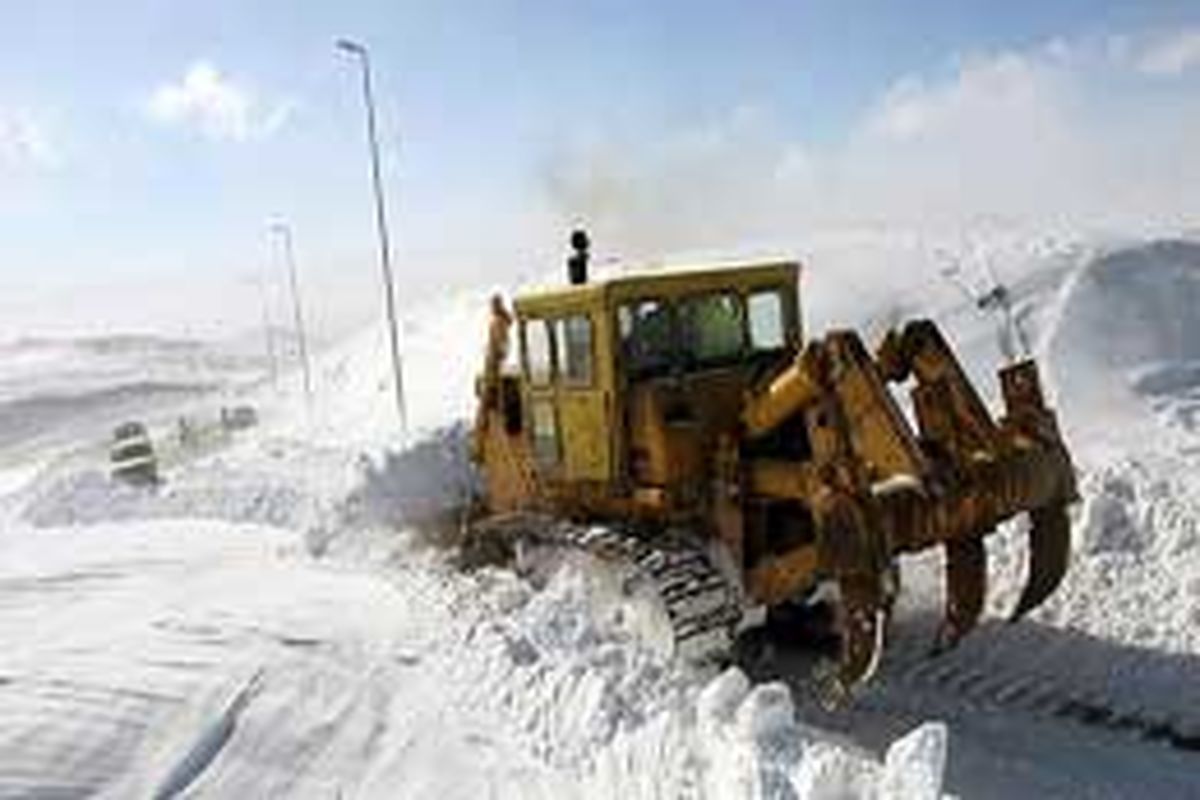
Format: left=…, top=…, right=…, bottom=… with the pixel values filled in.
left=1043, top=239, right=1200, bottom=456
left=0, top=514, right=915, bottom=798
left=0, top=341, right=919, bottom=798
left=0, top=334, right=265, bottom=467
left=4, top=227, right=1200, bottom=797
left=979, top=240, right=1200, bottom=660
left=879, top=723, right=948, bottom=800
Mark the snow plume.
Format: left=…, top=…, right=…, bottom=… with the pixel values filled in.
left=1042, top=238, right=1200, bottom=452
left=542, top=31, right=1200, bottom=262
left=541, top=107, right=803, bottom=262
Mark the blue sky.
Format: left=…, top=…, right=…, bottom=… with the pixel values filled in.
left=1, top=1, right=1199, bottom=338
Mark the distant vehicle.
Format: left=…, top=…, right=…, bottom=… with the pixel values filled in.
left=221, top=405, right=258, bottom=432
left=110, top=421, right=159, bottom=486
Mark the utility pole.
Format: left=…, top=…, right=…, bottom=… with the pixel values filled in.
left=336, top=38, right=407, bottom=439
left=269, top=220, right=313, bottom=404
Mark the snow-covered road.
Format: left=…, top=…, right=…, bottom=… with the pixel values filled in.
left=0, top=518, right=406, bottom=797
left=0, top=483, right=937, bottom=798
left=0, top=513, right=580, bottom=798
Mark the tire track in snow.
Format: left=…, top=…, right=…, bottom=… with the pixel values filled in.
left=151, top=670, right=264, bottom=799
left=876, top=614, right=1200, bottom=754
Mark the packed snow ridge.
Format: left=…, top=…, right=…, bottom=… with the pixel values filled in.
left=3, top=230, right=1200, bottom=797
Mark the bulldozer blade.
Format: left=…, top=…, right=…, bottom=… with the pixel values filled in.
left=935, top=537, right=987, bottom=652
left=834, top=574, right=887, bottom=698
left=1011, top=504, right=1071, bottom=621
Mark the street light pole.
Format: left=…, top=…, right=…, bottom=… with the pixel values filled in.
left=250, top=271, right=279, bottom=386
left=336, top=37, right=407, bottom=439
left=270, top=220, right=313, bottom=404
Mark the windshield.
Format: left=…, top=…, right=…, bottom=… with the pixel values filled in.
left=619, top=299, right=674, bottom=377
left=619, top=291, right=751, bottom=378
left=680, top=292, right=744, bottom=367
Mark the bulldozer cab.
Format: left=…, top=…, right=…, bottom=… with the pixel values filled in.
left=512, top=262, right=801, bottom=494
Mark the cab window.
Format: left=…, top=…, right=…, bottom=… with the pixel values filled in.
left=524, top=318, right=553, bottom=385
left=530, top=400, right=559, bottom=465
left=680, top=292, right=744, bottom=367
left=748, top=290, right=786, bottom=350
left=557, top=315, right=593, bottom=386
left=619, top=300, right=674, bottom=378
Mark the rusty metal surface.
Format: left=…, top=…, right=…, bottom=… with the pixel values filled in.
left=1012, top=504, right=1073, bottom=621
left=938, top=537, right=988, bottom=651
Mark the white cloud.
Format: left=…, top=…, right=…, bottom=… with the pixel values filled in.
left=838, top=47, right=1089, bottom=222
left=1136, top=28, right=1200, bottom=76
left=864, top=53, right=1065, bottom=143
left=0, top=109, right=59, bottom=169
left=145, top=62, right=290, bottom=142
left=542, top=31, right=1200, bottom=255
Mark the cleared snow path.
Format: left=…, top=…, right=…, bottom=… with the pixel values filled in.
left=0, top=456, right=926, bottom=798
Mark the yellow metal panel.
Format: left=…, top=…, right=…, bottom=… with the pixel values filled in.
left=515, top=261, right=800, bottom=321
left=741, top=351, right=823, bottom=438
left=748, top=459, right=821, bottom=500
left=747, top=544, right=820, bottom=605
left=513, top=283, right=605, bottom=317
left=606, top=261, right=799, bottom=305
left=559, top=389, right=611, bottom=480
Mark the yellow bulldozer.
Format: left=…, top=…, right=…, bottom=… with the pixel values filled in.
left=468, top=231, right=1076, bottom=699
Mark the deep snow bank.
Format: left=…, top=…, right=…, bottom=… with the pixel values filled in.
left=983, top=450, right=1200, bottom=660
left=262, top=292, right=491, bottom=451
left=1048, top=240, right=1200, bottom=383
left=980, top=239, right=1200, bottom=657
left=1045, top=239, right=1200, bottom=451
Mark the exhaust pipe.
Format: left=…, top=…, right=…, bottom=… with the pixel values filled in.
left=568, top=228, right=590, bottom=285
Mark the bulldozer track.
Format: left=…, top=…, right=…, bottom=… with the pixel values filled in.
left=552, top=524, right=743, bottom=661
left=879, top=620, right=1200, bottom=753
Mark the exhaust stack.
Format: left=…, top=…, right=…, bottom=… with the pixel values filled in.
left=568, top=229, right=590, bottom=285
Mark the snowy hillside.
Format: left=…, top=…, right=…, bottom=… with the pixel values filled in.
left=3, top=230, right=1200, bottom=797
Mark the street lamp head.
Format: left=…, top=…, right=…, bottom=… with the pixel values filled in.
left=336, top=38, right=367, bottom=56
